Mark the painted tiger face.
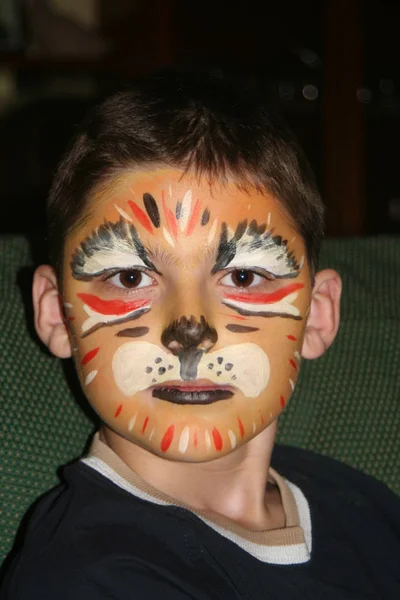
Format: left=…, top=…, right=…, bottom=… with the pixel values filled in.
left=63, top=167, right=311, bottom=461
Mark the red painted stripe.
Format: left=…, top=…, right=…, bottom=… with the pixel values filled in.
left=289, top=359, right=297, bottom=370
left=81, top=347, right=100, bottom=365
left=161, top=424, right=175, bottom=452
left=128, top=200, right=153, bottom=233
left=224, top=282, right=304, bottom=305
left=77, top=293, right=150, bottom=316
left=141, top=416, right=149, bottom=434
left=194, top=431, right=198, bottom=448
left=280, top=395, right=285, bottom=408
left=223, top=313, right=247, bottom=321
left=114, top=404, right=123, bottom=418
left=212, top=427, right=223, bottom=451
left=186, top=199, right=201, bottom=236
left=162, top=191, right=178, bottom=239
left=237, top=417, right=245, bottom=438
left=68, top=316, right=76, bottom=321
left=287, top=334, right=297, bottom=341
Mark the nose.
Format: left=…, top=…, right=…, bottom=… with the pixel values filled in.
left=161, top=315, right=218, bottom=355
left=161, top=315, right=218, bottom=381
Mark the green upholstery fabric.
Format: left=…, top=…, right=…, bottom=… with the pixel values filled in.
left=1, top=234, right=399, bottom=563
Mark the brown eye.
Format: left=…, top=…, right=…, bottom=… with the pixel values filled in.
left=118, top=270, right=143, bottom=288
left=107, top=269, right=154, bottom=290
left=231, top=270, right=255, bottom=287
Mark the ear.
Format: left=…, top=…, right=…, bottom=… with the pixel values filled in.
left=32, top=265, right=72, bottom=359
left=301, top=269, right=342, bottom=360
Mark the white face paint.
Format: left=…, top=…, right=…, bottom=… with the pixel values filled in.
left=179, top=189, right=192, bottom=231
left=207, top=219, right=219, bottom=244
left=112, top=341, right=270, bottom=399
left=114, top=204, right=133, bottom=222
left=222, top=290, right=302, bottom=319
left=227, top=230, right=299, bottom=278
left=70, top=218, right=156, bottom=280
left=80, top=300, right=151, bottom=336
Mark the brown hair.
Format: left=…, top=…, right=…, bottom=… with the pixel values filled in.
left=48, top=71, right=324, bottom=279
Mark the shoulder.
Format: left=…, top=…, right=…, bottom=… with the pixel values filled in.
left=1, top=552, right=193, bottom=600
left=1, top=462, right=198, bottom=599
left=272, top=445, right=400, bottom=569
left=272, top=443, right=400, bottom=508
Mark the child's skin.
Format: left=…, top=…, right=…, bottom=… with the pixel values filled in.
left=33, top=167, right=341, bottom=530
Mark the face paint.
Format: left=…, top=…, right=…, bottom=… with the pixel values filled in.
left=78, top=293, right=152, bottom=338
left=112, top=340, right=269, bottom=399
left=221, top=283, right=305, bottom=319
left=225, top=324, right=260, bottom=333
left=212, top=220, right=299, bottom=277
left=143, top=193, right=161, bottom=228
left=63, top=168, right=311, bottom=461
left=116, top=326, right=150, bottom=338
left=70, top=218, right=159, bottom=280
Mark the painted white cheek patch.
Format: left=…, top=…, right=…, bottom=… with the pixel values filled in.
left=223, top=291, right=301, bottom=318
left=112, top=342, right=270, bottom=398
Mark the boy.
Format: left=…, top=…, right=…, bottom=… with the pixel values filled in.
left=1, top=72, right=399, bottom=599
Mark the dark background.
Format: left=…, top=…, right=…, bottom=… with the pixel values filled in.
left=0, top=0, right=399, bottom=239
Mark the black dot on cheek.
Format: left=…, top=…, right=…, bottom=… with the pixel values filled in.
left=217, top=357, right=223, bottom=364
left=208, top=363, right=214, bottom=370
left=231, top=375, right=237, bottom=380
left=216, top=371, right=222, bottom=376
left=145, top=366, right=153, bottom=374
left=155, top=357, right=162, bottom=364
left=158, top=367, right=166, bottom=375
left=168, top=364, right=173, bottom=370
left=152, top=378, right=157, bottom=383
left=225, top=363, right=233, bottom=371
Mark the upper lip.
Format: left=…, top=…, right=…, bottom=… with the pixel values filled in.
left=150, top=379, right=233, bottom=390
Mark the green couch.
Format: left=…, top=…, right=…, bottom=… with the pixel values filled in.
left=1, top=234, right=399, bottom=564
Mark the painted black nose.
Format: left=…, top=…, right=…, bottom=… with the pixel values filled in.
left=161, top=315, right=217, bottom=354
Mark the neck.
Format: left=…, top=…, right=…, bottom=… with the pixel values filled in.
left=102, top=421, right=284, bottom=531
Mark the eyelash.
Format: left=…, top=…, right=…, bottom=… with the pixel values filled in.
left=95, top=266, right=275, bottom=295
left=219, top=267, right=275, bottom=284
left=99, top=268, right=156, bottom=294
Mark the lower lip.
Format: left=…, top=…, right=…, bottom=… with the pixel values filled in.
left=152, top=387, right=234, bottom=405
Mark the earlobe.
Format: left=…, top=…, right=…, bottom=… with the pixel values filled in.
left=301, top=269, right=342, bottom=360
left=32, top=265, right=72, bottom=359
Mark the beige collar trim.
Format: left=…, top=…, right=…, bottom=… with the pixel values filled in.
left=82, top=432, right=312, bottom=564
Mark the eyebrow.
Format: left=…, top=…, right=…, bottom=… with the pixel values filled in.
left=211, top=219, right=300, bottom=278
left=70, top=218, right=159, bottom=280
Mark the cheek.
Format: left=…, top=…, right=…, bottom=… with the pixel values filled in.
left=257, top=320, right=304, bottom=411
left=69, top=317, right=124, bottom=392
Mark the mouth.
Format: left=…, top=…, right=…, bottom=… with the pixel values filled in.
left=151, top=379, right=234, bottom=405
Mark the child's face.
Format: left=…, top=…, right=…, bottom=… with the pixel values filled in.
left=63, top=168, right=311, bottom=461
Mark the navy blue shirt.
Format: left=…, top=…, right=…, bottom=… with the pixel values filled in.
left=1, top=446, right=400, bottom=599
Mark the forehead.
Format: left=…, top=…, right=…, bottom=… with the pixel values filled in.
left=68, top=167, right=298, bottom=248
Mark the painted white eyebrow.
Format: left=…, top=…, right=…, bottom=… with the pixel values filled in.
left=71, top=219, right=158, bottom=279
left=77, top=245, right=148, bottom=277
left=227, top=242, right=299, bottom=278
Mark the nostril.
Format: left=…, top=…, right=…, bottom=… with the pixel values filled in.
left=161, top=315, right=218, bottom=352
left=199, top=339, right=215, bottom=351
left=167, top=340, right=181, bottom=356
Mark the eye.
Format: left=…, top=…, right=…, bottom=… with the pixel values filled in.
left=220, top=269, right=264, bottom=288
left=106, top=270, right=154, bottom=289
